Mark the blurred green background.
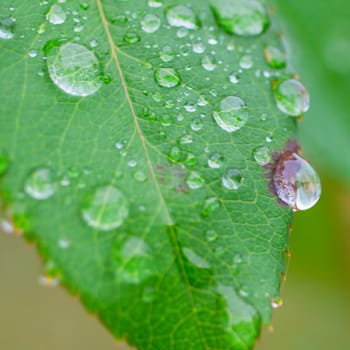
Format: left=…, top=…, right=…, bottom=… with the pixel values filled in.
left=1, top=0, right=350, bottom=349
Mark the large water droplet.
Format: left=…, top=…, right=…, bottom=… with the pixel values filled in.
left=273, top=152, right=321, bottom=211
left=141, top=14, right=161, bottom=33
left=154, top=68, right=181, bottom=88
left=46, top=4, right=67, bottom=25
left=253, top=146, right=271, bottom=166
left=222, top=169, right=243, bottom=190
left=186, top=171, right=205, bottom=190
left=166, top=5, right=199, bottom=30
left=45, top=40, right=103, bottom=97
left=0, top=17, right=15, bottom=40
left=213, top=96, right=248, bottom=133
left=81, top=185, right=129, bottom=231
left=264, top=45, right=286, bottom=69
left=273, top=78, right=310, bottom=116
left=210, top=0, right=269, bottom=37
left=25, top=168, right=56, bottom=200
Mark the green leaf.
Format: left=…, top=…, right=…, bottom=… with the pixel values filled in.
left=0, top=1, right=296, bottom=349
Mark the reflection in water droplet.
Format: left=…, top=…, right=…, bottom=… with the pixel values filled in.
left=264, top=45, right=286, bottom=69
left=202, top=197, right=220, bottom=217
left=273, top=152, right=321, bottom=211
left=81, top=185, right=129, bottom=231
left=45, top=40, right=103, bottom=97
left=201, top=55, right=217, bottom=71
left=273, top=78, right=310, bottom=116
left=154, top=68, right=181, bottom=88
left=114, top=237, right=157, bottom=284
left=208, top=153, right=224, bottom=169
left=186, top=171, right=205, bottom=190
left=183, top=247, right=211, bottom=268
left=166, top=5, right=199, bottom=30
left=222, top=169, right=243, bottom=190
left=253, top=146, right=271, bottom=166
left=213, top=96, right=248, bottom=133
left=46, top=4, right=67, bottom=25
left=210, top=0, right=269, bottom=37
left=0, top=17, right=15, bottom=40
left=25, top=168, right=56, bottom=200
left=141, top=14, right=161, bottom=33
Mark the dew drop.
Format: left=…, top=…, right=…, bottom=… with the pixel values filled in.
left=46, top=4, right=67, bottom=25
left=186, top=171, right=205, bottom=190
left=124, top=32, right=140, bottom=44
left=160, top=45, right=175, bottom=62
left=264, top=45, right=286, bottom=69
left=141, top=14, right=161, bottom=33
left=208, top=153, right=224, bottom=169
left=206, top=229, right=218, bottom=242
left=134, top=170, right=147, bottom=182
left=58, top=238, right=70, bottom=249
left=45, top=40, right=103, bottom=97
left=222, top=169, right=243, bottom=190
left=183, top=247, right=211, bottom=268
left=81, top=185, right=129, bottom=231
left=211, top=0, right=269, bottom=36
left=213, top=96, right=249, bottom=133
left=191, top=119, right=203, bottom=131
left=229, top=73, right=239, bottom=84
left=178, top=133, right=193, bottom=144
left=168, top=146, right=182, bottom=163
left=25, top=168, right=56, bottom=200
left=253, top=146, right=271, bottom=166
left=0, top=17, right=15, bottom=40
left=193, top=42, right=205, bottom=54
left=273, top=78, right=310, bottom=116
left=273, top=152, right=321, bottom=211
left=201, top=55, right=217, bottom=71
left=271, top=297, right=283, bottom=309
left=148, top=0, right=162, bottom=8
left=28, top=49, right=37, bottom=58
left=166, top=5, right=199, bottom=30
left=239, top=55, right=253, bottom=69
left=154, top=68, right=181, bottom=88
left=202, top=197, right=220, bottom=217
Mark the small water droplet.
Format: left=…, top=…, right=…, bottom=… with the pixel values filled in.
left=89, top=39, right=98, bottom=48
left=46, top=4, right=67, bottom=25
left=271, top=297, right=283, bottom=309
left=208, top=153, right=224, bottom=169
left=206, top=229, right=218, bottom=242
left=273, top=152, right=321, bottom=211
left=28, top=49, right=37, bottom=58
left=191, top=119, right=203, bottom=131
left=141, top=14, right=161, bottom=33
left=201, top=55, right=217, bottom=71
left=210, top=0, right=269, bottom=37
left=178, top=134, right=193, bottom=144
left=81, top=185, right=129, bottom=231
left=25, top=168, right=56, bottom=200
left=193, top=42, right=205, bottom=53
left=186, top=171, right=205, bottom=190
left=0, top=219, right=14, bottom=235
left=128, top=159, right=137, bottom=168
left=154, top=68, right=181, bottom=88
left=264, top=45, right=286, bottom=69
left=239, top=54, right=253, bottom=69
left=160, top=45, right=175, bottom=62
left=168, top=146, right=182, bottom=163
left=202, top=197, right=220, bottom=217
left=222, top=169, right=243, bottom=190
left=45, top=40, right=103, bottom=97
left=273, top=78, right=310, bottom=116
left=80, top=2, right=89, bottom=10
left=58, top=238, right=70, bottom=249
left=134, top=170, right=147, bottom=182
left=184, top=100, right=196, bottom=112
left=229, top=73, right=239, bottom=84
left=166, top=5, right=199, bottom=30
left=213, top=96, right=249, bottom=133
left=148, top=0, right=162, bottom=8
left=253, top=146, right=271, bottom=166
left=0, top=17, right=15, bottom=40
left=124, top=32, right=140, bottom=44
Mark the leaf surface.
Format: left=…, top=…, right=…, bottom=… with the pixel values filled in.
left=0, top=1, right=295, bottom=349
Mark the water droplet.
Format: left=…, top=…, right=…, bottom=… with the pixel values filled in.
left=273, top=78, right=310, bottom=116
left=193, top=42, right=205, bottom=53
left=202, top=197, right=220, bottom=217
left=201, top=55, right=217, bottom=71
left=206, top=229, right=218, bottom=242
left=141, top=14, right=161, bottom=33
left=148, top=0, right=162, bottom=8
left=253, top=146, right=271, bottom=166
left=134, top=170, right=147, bottom=182
left=222, top=169, right=243, bottom=190
left=154, top=68, right=181, bottom=88
left=45, top=40, right=103, bottom=97
left=142, top=286, right=157, bottom=303
left=191, top=119, right=203, bottom=131
left=39, top=275, right=60, bottom=288
left=89, top=39, right=98, bottom=48
left=178, top=134, right=193, bottom=144
left=124, top=32, right=140, bottom=44
left=264, top=45, right=286, bottom=69
left=239, top=55, right=253, bottom=69
left=208, top=153, right=224, bottom=169
left=271, top=297, right=283, bottom=309
left=185, top=153, right=197, bottom=167
left=128, top=159, right=137, bottom=168
left=25, top=168, right=56, bottom=200
left=81, top=185, right=129, bottom=231
left=273, top=152, right=321, bottom=211
left=0, top=153, right=9, bottom=176
left=186, top=171, right=205, bottom=190
left=28, top=49, right=37, bottom=58
left=183, top=247, right=211, bottom=268
left=166, top=5, right=199, bottom=30
left=0, top=17, right=15, bottom=40
left=210, top=0, right=269, bottom=37
left=213, top=96, right=249, bottom=133
left=80, top=2, right=89, bottom=10
left=168, top=146, right=182, bottom=163
left=46, top=4, right=67, bottom=25
left=160, top=45, right=175, bottom=62
left=0, top=219, right=14, bottom=235
left=229, top=73, right=239, bottom=84
left=58, top=238, right=70, bottom=249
